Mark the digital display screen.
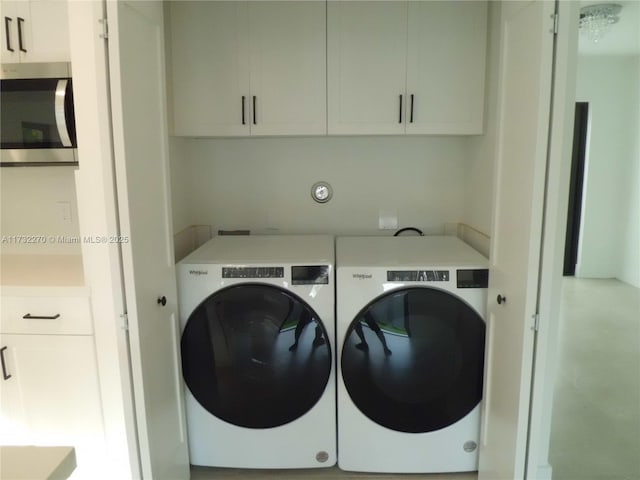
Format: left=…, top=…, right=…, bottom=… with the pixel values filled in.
left=456, top=269, right=489, bottom=288
left=291, top=265, right=330, bottom=285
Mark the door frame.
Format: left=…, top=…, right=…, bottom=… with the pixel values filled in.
left=524, top=2, right=580, bottom=479
left=67, top=1, right=142, bottom=478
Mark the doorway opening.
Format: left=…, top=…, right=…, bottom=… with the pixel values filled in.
left=562, top=102, right=589, bottom=276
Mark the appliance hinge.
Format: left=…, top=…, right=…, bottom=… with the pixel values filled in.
left=99, top=17, right=109, bottom=40
left=120, top=313, right=129, bottom=331
left=531, top=313, right=540, bottom=332
left=551, top=12, right=559, bottom=35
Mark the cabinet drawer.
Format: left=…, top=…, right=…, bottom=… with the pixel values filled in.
left=0, top=297, right=92, bottom=335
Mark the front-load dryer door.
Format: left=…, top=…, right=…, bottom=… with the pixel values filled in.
left=181, top=283, right=331, bottom=429
left=341, top=287, right=485, bottom=433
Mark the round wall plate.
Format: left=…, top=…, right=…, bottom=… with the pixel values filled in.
left=311, top=181, right=333, bottom=204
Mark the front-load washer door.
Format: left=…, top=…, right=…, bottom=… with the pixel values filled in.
left=341, top=287, right=485, bottom=433
left=181, top=283, right=331, bottom=429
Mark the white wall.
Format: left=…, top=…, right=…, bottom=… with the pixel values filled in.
left=461, top=1, right=501, bottom=257
left=169, top=136, right=193, bottom=234
left=576, top=55, right=640, bottom=287
left=0, top=167, right=81, bottom=254
left=173, top=135, right=470, bottom=237
left=465, top=1, right=500, bottom=237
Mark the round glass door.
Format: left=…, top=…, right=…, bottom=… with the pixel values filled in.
left=341, top=287, right=485, bottom=433
left=181, top=284, right=331, bottom=429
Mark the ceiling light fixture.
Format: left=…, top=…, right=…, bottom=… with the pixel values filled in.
left=579, top=3, right=622, bottom=43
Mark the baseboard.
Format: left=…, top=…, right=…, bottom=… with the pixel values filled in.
left=533, top=463, right=553, bottom=480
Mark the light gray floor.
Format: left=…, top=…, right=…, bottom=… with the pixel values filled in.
left=549, top=278, right=640, bottom=480
left=190, top=277, right=640, bottom=480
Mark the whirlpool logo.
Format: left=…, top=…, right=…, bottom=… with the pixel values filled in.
left=189, top=269, right=208, bottom=276
left=352, top=273, right=373, bottom=280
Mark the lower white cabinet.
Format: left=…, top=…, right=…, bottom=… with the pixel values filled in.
left=0, top=296, right=105, bottom=479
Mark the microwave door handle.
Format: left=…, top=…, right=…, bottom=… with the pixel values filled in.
left=55, top=79, right=73, bottom=147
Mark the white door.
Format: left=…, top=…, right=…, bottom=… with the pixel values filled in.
left=106, top=2, right=189, bottom=479
left=169, top=1, right=250, bottom=136
left=327, top=1, right=408, bottom=135
left=479, top=1, right=555, bottom=479
left=248, top=1, right=326, bottom=136
left=405, top=1, right=487, bottom=135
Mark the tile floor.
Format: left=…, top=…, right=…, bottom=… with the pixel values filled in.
left=548, top=278, right=640, bottom=480
left=190, top=278, right=640, bottom=480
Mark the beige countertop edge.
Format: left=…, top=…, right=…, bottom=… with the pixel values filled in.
left=0, top=446, right=77, bottom=480
left=0, top=285, right=90, bottom=297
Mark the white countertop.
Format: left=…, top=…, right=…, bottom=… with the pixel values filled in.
left=0, top=446, right=76, bottom=480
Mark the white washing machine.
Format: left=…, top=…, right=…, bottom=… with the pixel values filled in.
left=336, top=236, right=488, bottom=473
left=177, top=235, right=336, bottom=468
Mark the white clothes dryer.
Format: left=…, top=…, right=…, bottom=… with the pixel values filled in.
left=177, top=235, right=335, bottom=468
left=336, top=236, right=488, bottom=473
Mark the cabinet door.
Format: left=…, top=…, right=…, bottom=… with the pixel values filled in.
left=0, top=1, right=28, bottom=63
left=327, top=1, right=408, bottom=135
left=1, top=1, right=70, bottom=63
left=0, top=334, right=105, bottom=479
left=405, top=1, right=487, bottom=135
left=169, top=1, right=250, bottom=136
left=24, top=0, right=70, bottom=63
left=248, top=1, right=326, bottom=136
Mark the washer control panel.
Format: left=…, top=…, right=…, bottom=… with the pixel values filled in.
left=222, top=266, right=284, bottom=278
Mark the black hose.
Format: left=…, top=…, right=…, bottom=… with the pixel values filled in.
left=393, top=227, right=424, bottom=237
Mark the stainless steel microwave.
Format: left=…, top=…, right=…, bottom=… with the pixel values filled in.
left=1, top=62, right=77, bottom=166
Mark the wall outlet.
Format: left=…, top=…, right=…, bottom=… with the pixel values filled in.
left=379, top=209, right=398, bottom=230
left=56, top=201, right=72, bottom=224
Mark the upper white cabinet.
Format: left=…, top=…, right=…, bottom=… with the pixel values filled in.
left=1, top=0, right=70, bottom=64
left=327, top=1, right=408, bottom=135
left=327, top=1, right=488, bottom=135
left=169, top=1, right=326, bottom=137
left=405, top=1, right=487, bottom=134
left=169, top=1, right=250, bottom=137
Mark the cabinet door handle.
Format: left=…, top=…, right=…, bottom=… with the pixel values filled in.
left=23, top=313, right=61, bottom=320
left=252, top=96, right=257, bottom=125
left=410, top=94, right=414, bottom=123
left=4, top=17, right=13, bottom=52
left=17, top=17, right=26, bottom=52
left=1, top=346, right=11, bottom=380
left=241, top=96, right=246, bottom=125
left=399, top=94, right=403, bottom=123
